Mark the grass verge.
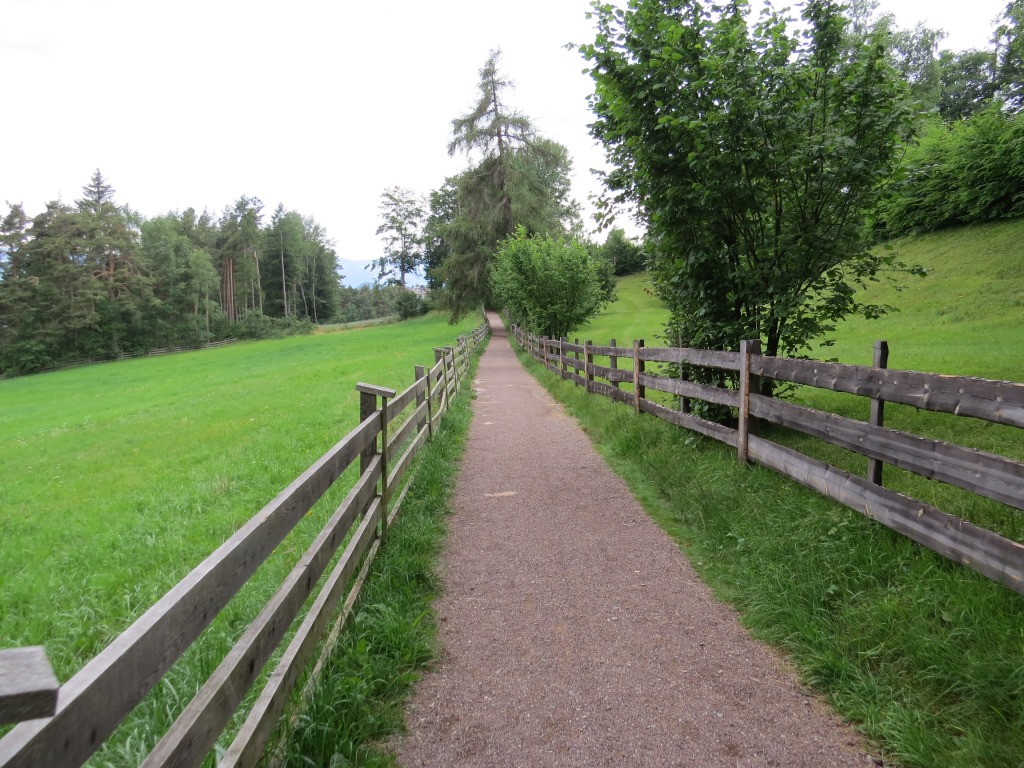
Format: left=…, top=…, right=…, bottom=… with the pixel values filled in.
left=275, top=347, right=480, bottom=767
left=512, top=342, right=1024, bottom=768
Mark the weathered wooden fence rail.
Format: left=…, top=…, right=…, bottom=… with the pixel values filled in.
left=0, top=322, right=488, bottom=766
left=512, top=325, right=1024, bottom=596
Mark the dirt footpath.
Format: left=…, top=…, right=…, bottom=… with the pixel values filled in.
left=393, top=313, right=873, bottom=767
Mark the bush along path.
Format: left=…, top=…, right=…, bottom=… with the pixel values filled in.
left=393, top=313, right=877, bottom=767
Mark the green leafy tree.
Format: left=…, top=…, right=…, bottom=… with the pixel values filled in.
left=491, top=228, right=607, bottom=339
left=877, top=106, right=1024, bottom=235
left=262, top=205, right=304, bottom=318
left=438, top=50, right=579, bottom=319
left=0, top=203, right=29, bottom=280
left=422, top=178, right=458, bottom=290
left=372, top=186, right=424, bottom=286
left=75, top=170, right=151, bottom=354
left=995, top=0, right=1024, bottom=111
left=217, top=195, right=264, bottom=322
left=581, top=0, right=917, bottom=373
left=598, top=228, right=646, bottom=276
left=937, top=49, right=998, bottom=121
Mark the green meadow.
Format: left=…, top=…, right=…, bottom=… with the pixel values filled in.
left=522, top=220, right=1024, bottom=767
left=0, top=312, right=479, bottom=761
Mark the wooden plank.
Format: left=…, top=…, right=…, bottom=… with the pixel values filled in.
left=221, top=498, right=383, bottom=768
left=354, top=383, right=396, bottom=400
left=590, top=380, right=634, bottom=406
left=640, top=346, right=741, bottom=371
left=590, top=343, right=632, bottom=357
left=749, top=394, right=1024, bottom=511
left=386, top=402, right=428, bottom=464
left=868, top=341, right=889, bottom=485
left=387, top=425, right=429, bottom=499
left=564, top=357, right=584, bottom=372
left=737, top=340, right=760, bottom=464
left=0, top=648, right=58, bottom=726
left=0, top=414, right=380, bottom=768
left=640, top=400, right=739, bottom=447
left=747, top=436, right=1024, bottom=595
left=592, top=365, right=633, bottom=385
left=143, top=458, right=382, bottom=768
left=751, top=356, right=1024, bottom=428
left=638, top=372, right=740, bottom=409
left=386, top=378, right=427, bottom=423
left=633, top=340, right=645, bottom=415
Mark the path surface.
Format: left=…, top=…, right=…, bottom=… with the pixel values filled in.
left=394, top=313, right=872, bottom=767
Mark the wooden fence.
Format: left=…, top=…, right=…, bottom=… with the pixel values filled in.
left=512, top=325, right=1024, bottom=596
left=0, top=322, right=489, bottom=767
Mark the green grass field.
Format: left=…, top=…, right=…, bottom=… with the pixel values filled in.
left=517, top=221, right=1024, bottom=767
left=0, top=311, right=480, bottom=762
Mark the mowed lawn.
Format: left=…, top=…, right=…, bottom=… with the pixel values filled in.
left=0, top=312, right=481, bottom=684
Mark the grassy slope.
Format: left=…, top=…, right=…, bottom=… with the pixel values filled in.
left=0, top=312, right=478, bottom=761
left=521, top=223, right=1024, bottom=768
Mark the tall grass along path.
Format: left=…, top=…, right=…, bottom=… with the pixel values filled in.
left=392, top=313, right=874, bottom=767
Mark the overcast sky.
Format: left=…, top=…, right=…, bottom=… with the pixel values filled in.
left=1, top=0, right=1007, bottom=270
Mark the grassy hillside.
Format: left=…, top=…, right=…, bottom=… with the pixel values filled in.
left=581, top=220, right=1024, bottom=379
left=519, top=223, right=1024, bottom=767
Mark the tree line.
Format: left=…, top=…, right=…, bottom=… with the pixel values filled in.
left=0, top=177, right=422, bottom=374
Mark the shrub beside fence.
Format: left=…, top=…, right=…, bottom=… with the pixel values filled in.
left=0, top=321, right=489, bottom=767
left=513, top=325, right=1024, bottom=596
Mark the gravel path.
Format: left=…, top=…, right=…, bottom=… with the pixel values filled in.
left=393, top=313, right=873, bottom=767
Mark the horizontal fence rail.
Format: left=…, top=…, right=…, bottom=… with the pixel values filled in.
left=512, top=324, right=1024, bottom=596
left=0, top=321, right=489, bottom=767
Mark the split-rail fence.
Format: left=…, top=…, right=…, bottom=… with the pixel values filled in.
left=513, top=325, right=1024, bottom=597
left=0, top=320, right=489, bottom=767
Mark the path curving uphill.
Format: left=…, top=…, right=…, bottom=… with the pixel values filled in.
left=394, top=313, right=873, bottom=767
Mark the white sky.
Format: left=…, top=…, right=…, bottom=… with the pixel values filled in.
left=0, top=0, right=1007, bottom=267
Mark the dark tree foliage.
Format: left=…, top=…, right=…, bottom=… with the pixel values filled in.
left=582, top=0, right=918, bottom=372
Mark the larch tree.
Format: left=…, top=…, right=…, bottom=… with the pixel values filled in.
left=437, top=49, right=579, bottom=319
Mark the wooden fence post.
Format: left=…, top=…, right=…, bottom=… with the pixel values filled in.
left=434, top=348, right=449, bottom=415
left=633, top=339, right=645, bottom=414
left=609, top=339, right=620, bottom=389
left=358, top=388, right=377, bottom=475
left=542, top=336, right=549, bottom=369
left=868, top=340, right=890, bottom=485
left=560, top=337, right=568, bottom=379
left=737, top=339, right=760, bottom=465
left=448, top=346, right=459, bottom=392
left=415, top=364, right=427, bottom=436
left=355, top=383, right=396, bottom=535
left=585, top=340, right=594, bottom=393
left=574, top=339, right=581, bottom=387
